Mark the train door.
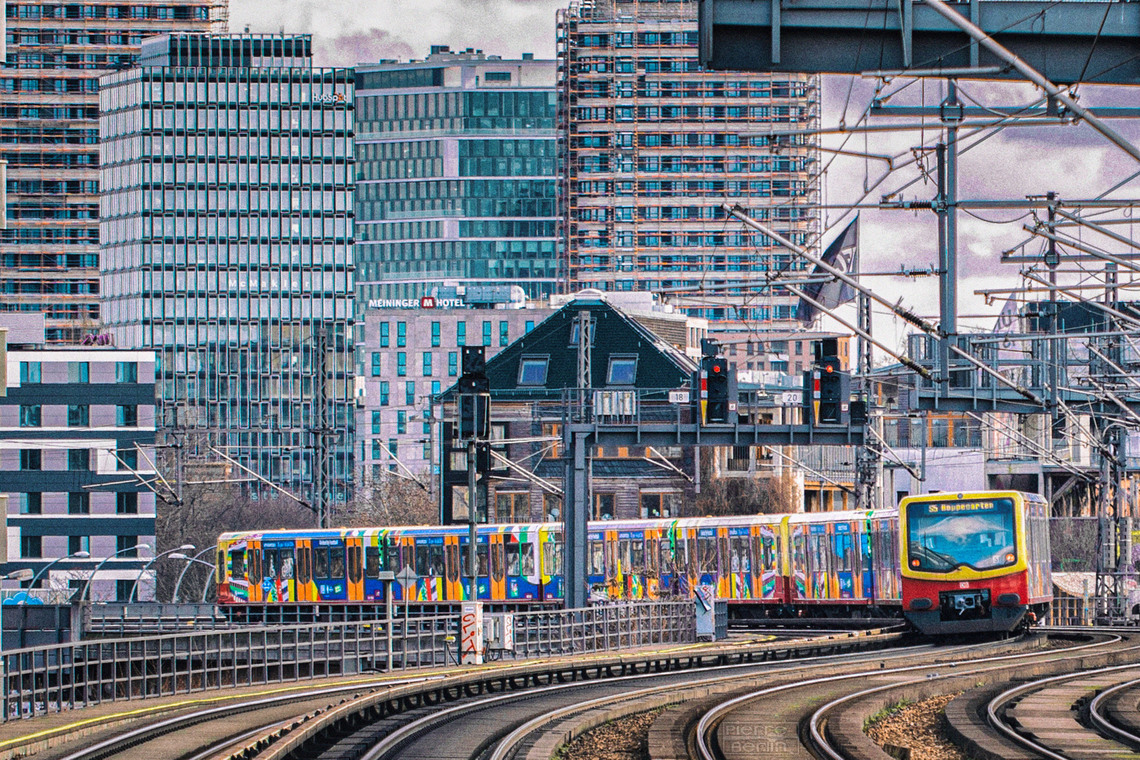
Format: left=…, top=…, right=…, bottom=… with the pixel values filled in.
left=312, top=538, right=348, bottom=601
left=727, top=527, right=752, bottom=600
left=538, top=528, right=560, bottom=601
left=363, top=533, right=383, bottom=602
left=644, top=529, right=660, bottom=599
left=247, top=539, right=263, bottom=603
left=294, top=539, right=312, bottom=603
left=397, top=536, right=415, bottom=602
left=346, top=536, right=364, bottom=602
left=858, top=517, right=874, bottom=601
left=750, top=526, right=765, bottom=600
left=833, top=522, right=855, bottom=600
left=489, top=533, right=506, bottom=600
left=716, top=528, right=731, bottom=599
left=443, top=534, right=462, bottom=600
left=605, top=529, right=619, bottom=599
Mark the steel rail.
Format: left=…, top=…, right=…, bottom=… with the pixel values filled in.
left=694, top=633, right=1122, bottom=760
left=362, top=641, right=930, bottom=760
left=51, top=676, right=439, bottom=760
left=1088, top=676, right=1140, bottom=749
left=988, top=662, right=1140, bottom=760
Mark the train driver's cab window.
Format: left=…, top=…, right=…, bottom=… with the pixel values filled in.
left=314, top=546, right=346, bottom=579
left=415, top=543, right=445, bottom=576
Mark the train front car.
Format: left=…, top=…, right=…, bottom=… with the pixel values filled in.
left=900, top=491, right=1052, bottom=635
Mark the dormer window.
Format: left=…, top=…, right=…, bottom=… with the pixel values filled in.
left=606, top=355, right=637, bottom=385
left=518, top=356, right=549, bottom=386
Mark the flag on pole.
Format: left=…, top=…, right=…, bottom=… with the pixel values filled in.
left=797, top=216, right=860, bottom=325
left=994, top=294, right=1019, bottom=346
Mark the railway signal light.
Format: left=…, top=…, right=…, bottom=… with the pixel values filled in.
left=457, top=346, right=490, bottom=440
left=696, top=350, right=737, bottom=425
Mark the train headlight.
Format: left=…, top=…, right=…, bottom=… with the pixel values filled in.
left=910, top=559, right=919, bottom=567
left=1005, top=553, right=1015, bottom=562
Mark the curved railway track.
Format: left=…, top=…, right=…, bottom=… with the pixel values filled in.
left=11, top=627, right=1140, bottom=760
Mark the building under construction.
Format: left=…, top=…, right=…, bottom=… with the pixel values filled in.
left=1, top=0, right=227, bottom=343
left=556, top=0, right=820, bottom=327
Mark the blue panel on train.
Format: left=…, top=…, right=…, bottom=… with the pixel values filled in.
left=728, top=527, right=750, bottom=536
left=698, top=528, right=717, bottom=537
left=317, top=580, right=346, bottom=597
left=808, top=524, right=827, bottom=534
left=314, top=538, right=343, bottom=547
left=262, top=540, right=294, bottom=549
left=835, top=523, right=851, bottom=533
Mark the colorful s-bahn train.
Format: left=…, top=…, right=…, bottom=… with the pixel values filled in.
left=215, top=490, right=1050, bottom=635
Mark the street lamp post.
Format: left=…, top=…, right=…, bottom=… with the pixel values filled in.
left=26, top=552, right=90, bottom=603
left=172, top=545, right=216, bottom=603
left=79, top=543, right=153, bottom=604
left=129, top=544, right=195, bottom=604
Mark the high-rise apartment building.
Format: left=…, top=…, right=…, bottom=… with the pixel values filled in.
left=557, top=0, right=820, bottom=325
left=354, top=47, right=561, bottom=312
left=1, top=0, right=226, bottom=343
left=98, top=34, right=355, bottom=505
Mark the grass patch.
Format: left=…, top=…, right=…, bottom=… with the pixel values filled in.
left=864, top=699, right=914, bottom=732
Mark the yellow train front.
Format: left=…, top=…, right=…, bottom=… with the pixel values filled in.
left=900, top=491, right=1052, bottom=635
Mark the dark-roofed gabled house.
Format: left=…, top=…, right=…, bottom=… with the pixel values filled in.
left=440, top=294, right=702, bottom=524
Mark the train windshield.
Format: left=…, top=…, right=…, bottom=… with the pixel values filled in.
left=906, top=497, right=1017, bottom=572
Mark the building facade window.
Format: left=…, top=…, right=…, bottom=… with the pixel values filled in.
left=431, top=321, right=441, bottom=347
left=397, top=321, right=407, bottom=347
left=19, top=405, right=41, bottom=427
left=405, top=380, right=415, bottom=406
left=69, top=362, right=89, bottom=383
left=518, top=356, right=549, bottom=385
left=117, top=405, right=137, bottom=426
left=116, top=492, right=138, bottom=514
left=422, top=351, right=433, bottom=376
left=380, top=322, right=390, bottom=347
left=69, top=492, right=90, bottom=514
left=68, top=404, right=89, bottom=426
left=21, top=535, right=42, bottom=559
left=20, top=449, right=41, bottom=470
left=118, top=449, right=139, bottom=470
left=371, top=410, right=381, bottom=434
left=69, top=535, right=90, bottom=555
left=457, top=321, right=466, bottom=346
left=19, top=362, right=41, bottom=383
left=380, top=381, right=390, bottom=405
left=482, top=321, right=492, bottom=346
left=448, top=351, right=458, bottom=376
left=371, top=353, right=381, bottom=376
left=116, top=535, right=139, bottom=558
left=499, top=321, right=509, bottom=346
left=115, top=361, right=137, bottom=383
left=20, top=493, right=42, bottom=514
left=397, top=410, right=406, bottom=434
left=396, top=352, right=406, bottom=376
left=68, top=449, right=89, bottom=470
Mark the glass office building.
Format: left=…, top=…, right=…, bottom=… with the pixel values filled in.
left=557, top=0, right=821, bottom=324
left=0, top=0, right=227, bottom=343
left=98, top=34, right=355, bottom=503
left=354, top=47, right=561, bottom=311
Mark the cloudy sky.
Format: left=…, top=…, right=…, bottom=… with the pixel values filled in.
left=231, top=0, right=1140, bottom=352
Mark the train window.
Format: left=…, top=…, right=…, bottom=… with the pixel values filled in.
left=619, top=539, right=632, bottom=574
left=216, top=549, right=225, bottom=583
left=279, top=550, right=294, bottom=580
left=506, top=543, right=521, bottom=575
left=230, top=548, right=246, bottom=579
left=793, top=532, right=808, bottom=572
left=264, top=550, right=278, bottom=580
left=546, top=541, right=563, bottom=576
left=658, top=540, right=673, bottom=575
left=479, top=544, right=489, bottom=576
left=314, top=549, right=328, bottom=579
left=750, top=535, right=762, bottom=574
left=698, top=536, right=717, bottom=574
left=718, top=535, right=730, bottom=575
left=365, top=547, right=380, bottom=579
left=834, top=533, right=853, bottom=573
left=589, top=540, right=605, bottom=575
left=606, top=538, right=618, bottom=580
left=415, top=545, right=429, bottom=575
left=491, top=542, right=505, bottom=582
left=646, top=538, right=658, bottom=575
left=520, top=543, right=535, bottom=576
left=445, top=544, right=459, bottom=583
left=631, top=540, right=644, bottom=574
left=731, top=537, right=750, bottom=573
left=297, top=547, right=311, bottom=585
left=330, top=548, right=346, bottom=578
left=348, top=546, right=363, bottom=584
left=249, top=549, right=262, bottom=585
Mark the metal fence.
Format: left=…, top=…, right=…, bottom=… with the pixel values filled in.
left=0, top=600, right=692, bottom=722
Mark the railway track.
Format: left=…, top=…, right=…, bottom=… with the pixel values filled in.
left=10, top=627, right=1140, bottom=760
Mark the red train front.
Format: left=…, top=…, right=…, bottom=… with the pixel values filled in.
left=900, top=491, right=1052, bottom=635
